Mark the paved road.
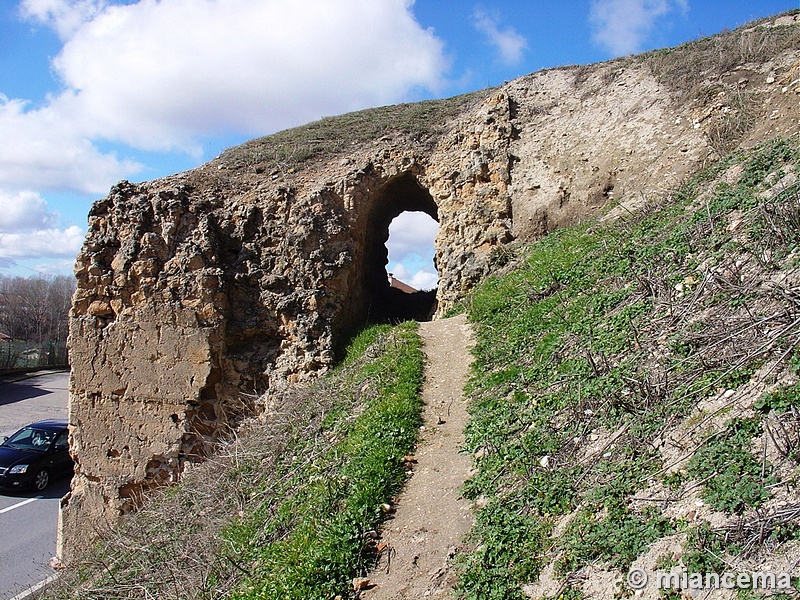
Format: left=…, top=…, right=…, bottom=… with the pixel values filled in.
left=0, top=371, right=70, bottom=439
left=0, top=371, right=70, bottom=600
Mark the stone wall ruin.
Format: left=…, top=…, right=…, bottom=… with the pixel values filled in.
left=61, top=15, right=800, bottom=558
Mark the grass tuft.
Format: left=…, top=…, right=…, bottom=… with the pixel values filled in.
left=216, top=92, right=489, bottom=176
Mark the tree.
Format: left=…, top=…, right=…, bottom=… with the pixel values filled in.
left=0, top=274, right=75, bottom=367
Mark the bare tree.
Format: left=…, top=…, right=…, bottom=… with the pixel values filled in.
left=0, top=274, right=75, bottom=367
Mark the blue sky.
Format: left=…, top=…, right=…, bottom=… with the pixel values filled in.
left=0, top=0, right=797, bottom=284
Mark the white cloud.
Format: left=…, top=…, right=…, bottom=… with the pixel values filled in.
left=472, top=8, right=528, bottom=65
left=409, top=269, right=438, bottom=291
left=0, top=189, right=58, bottom=232
left=6, top=1, right=450, bottom=269
left=0, top=94, right=142, bottom=195
left=589, top=0, right=688, bottom=56
left=388, top=263, right=438, bottom=291
left=0, top=188, right=83, bottom=267
left=387, top=212, right=438, bottom=291
left=387, top=211, right=439, bottom=261
left=389, top=263, right=412, bottom=280
left=20, top=0, right=106, bottom=39
left=0, top=225, right=84, bottom=259
left=0, top=185, right=98, bottom=266
left=50, top=0, right=448, bottom=152
left=1, top=0, right=449, bottom=197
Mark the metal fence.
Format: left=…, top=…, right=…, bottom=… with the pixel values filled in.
left=0, top=340, right=68, bottom=372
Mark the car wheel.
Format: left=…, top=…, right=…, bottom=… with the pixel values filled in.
left=33, top=468, right=49, bottom=491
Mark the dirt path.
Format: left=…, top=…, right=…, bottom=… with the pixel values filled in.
left=361, top=314, right=475, bottom=599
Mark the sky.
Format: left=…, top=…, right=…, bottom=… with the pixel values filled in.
left=1, top=0, right=798, bottom=287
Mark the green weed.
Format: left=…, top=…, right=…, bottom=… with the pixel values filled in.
left=458, top=137, right=800, bottom=598
left=755, top=384, right=800, bottom=415
left=219, top=91, right=489, bottom=175
left=226, top=322, right=424, bottom=599
left=687, top=417, right=774, bottom=515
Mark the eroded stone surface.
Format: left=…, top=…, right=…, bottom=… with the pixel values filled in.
left=61, top=19, right=800, bottom=559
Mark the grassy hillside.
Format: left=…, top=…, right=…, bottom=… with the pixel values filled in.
left=456, top=136, right=800, bottom=599
left=47, top=137, right=800, bottom=599
left=216, top=91, right=489, bottom=175
left=48, top=322, right=424, bottom=600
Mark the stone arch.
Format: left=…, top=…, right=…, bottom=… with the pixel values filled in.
left=362, top=171, right=439, bottom=323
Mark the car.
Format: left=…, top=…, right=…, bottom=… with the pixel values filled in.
left=0, top=419, right=73, bottom=492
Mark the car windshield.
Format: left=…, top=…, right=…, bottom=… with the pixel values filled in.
left=3, top=427, right=57, bottom=452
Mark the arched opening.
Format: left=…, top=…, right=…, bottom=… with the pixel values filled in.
left=386, top=211, right=439, bottom=292
left=363, top=172, right=439, bottom=323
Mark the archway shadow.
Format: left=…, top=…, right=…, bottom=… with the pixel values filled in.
left=370, top=287, right=438, bottom=324
left=362, top=172, right=439, bottom=324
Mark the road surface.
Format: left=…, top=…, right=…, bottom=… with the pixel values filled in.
left=0, top=371, right=70, bottom=600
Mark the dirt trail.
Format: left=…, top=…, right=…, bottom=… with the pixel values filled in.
left=362, top=314, right=475, bottom=599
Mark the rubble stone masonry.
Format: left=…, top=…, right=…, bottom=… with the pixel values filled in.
left=60, top=17, right=800, bottom=559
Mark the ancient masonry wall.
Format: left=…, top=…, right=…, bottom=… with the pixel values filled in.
left=60, top=36, right=800, bottom=559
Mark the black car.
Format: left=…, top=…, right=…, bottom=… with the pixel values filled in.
left=0, top=419, right=73, bottom=492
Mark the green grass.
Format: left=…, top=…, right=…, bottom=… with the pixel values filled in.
left=217, top=91, right=489, bottom=176
left=226, top=322, right=425, bottom=599
left=457, top=137, right=800, bottom=599
left=47, top=321, right=425, bottom=600
left=687, top=417, right=774, bottom=515
left=756, top=381, right=800, bottom=417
